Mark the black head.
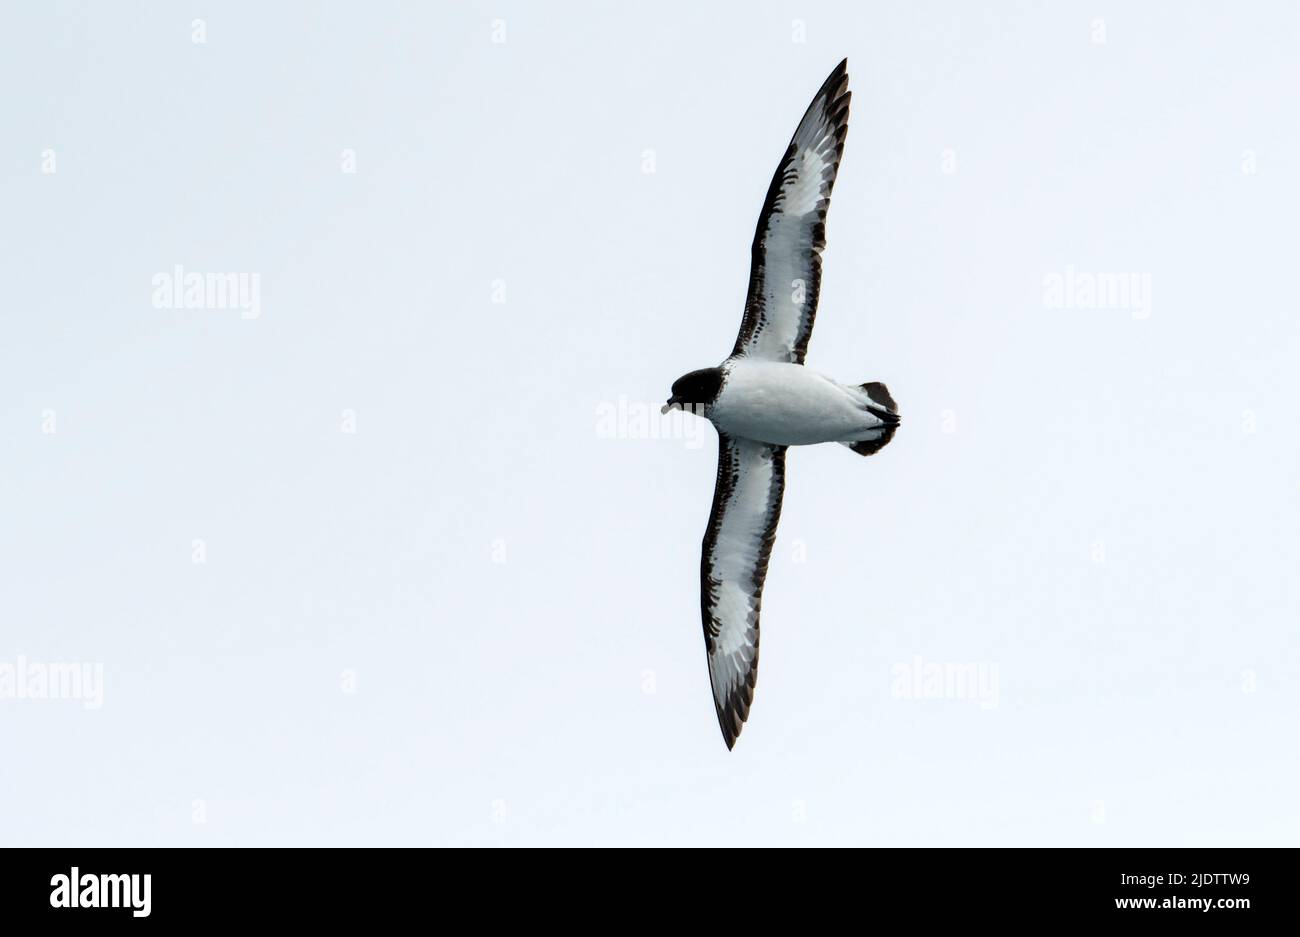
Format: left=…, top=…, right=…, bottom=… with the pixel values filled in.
left=664, top=367, right=723, bottom=413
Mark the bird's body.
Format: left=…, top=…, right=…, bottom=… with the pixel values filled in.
left=663, top=59, right=898, bottom=748
left=709, top=359, right=896, bottom=448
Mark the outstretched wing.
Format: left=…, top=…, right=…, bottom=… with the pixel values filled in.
left=732, top=59, right=851, bottom=365
left=700, top=433, right=787, bottom=749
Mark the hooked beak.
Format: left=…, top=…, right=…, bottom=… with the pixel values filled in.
left=661, top=396, right=683, bottom=415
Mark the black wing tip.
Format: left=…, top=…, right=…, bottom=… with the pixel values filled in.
left=822, top=58, right=850, bottom=97
left=816, top=61, right=851, bottom=148
left=717, top=702, right=745, bottom=750
left=711, top=652, right=758, bottom=751
left=714, top=665, right=758, bottom=750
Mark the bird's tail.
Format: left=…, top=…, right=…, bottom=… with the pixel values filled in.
left=842, top=381, right=899, bottom=456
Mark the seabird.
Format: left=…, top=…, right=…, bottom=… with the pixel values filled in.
left=663, top=59, right=899, bottom=749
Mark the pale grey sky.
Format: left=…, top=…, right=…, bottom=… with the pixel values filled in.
left=2, top=1, right=1297, bottom=845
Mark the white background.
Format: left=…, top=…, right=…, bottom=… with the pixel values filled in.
left=2, top=1, right=1297, bottom=846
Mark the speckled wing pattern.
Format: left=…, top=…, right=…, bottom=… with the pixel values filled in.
left=732, top=59, right=851, bottom=365
left=700, top=433, right=787, bottom=749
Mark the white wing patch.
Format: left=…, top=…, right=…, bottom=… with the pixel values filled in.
left=733, top=59, right=851, bottom=365
left=784, top=146, right=834, bottom=215
left=700, top=434, right=787, bottom=749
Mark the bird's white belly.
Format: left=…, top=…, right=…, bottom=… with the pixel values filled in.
left=710, top=359, right=869, bottom=446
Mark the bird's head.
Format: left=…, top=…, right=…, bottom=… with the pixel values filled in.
left=662, top=367, right=723, bottom=415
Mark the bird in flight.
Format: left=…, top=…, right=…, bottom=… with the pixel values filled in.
left=663, top=60, right=899, bottom=749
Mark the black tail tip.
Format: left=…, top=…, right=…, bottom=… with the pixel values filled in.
left=849, top=424, right=898, bottom=457
left=860, top=381, right=897, bottom=412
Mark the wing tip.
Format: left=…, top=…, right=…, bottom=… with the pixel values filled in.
left=815, top=60, right=851, bottom=149
left=713, top=660, right=758, bottom=751
left=716, top=701, right=745, bottom=750
left=824, top=57, right=850, bottom=96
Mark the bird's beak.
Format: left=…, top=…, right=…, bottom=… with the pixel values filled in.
left=661, top=397, right=682, bottom=415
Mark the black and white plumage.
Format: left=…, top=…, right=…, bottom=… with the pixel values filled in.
left=733, top=59, right=850, bottom=366
left=701, top=434, right=785, bottom=748
left=664, top=60, right=901, bottom=750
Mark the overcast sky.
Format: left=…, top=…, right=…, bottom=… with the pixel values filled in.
left=2, top=1, right=1297, bottom=845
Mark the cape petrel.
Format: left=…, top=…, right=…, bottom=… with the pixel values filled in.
left=663, top=59, right=899, bottom=749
